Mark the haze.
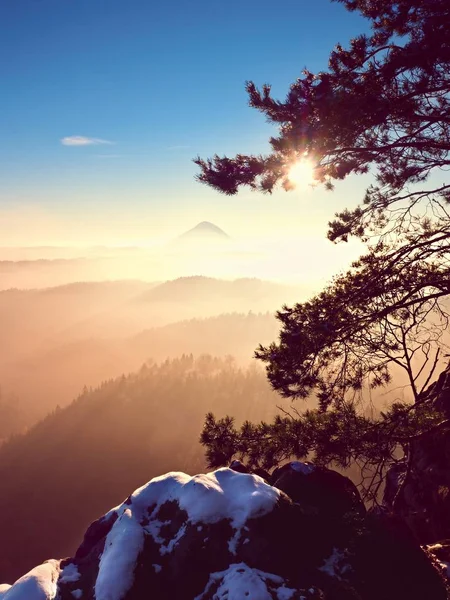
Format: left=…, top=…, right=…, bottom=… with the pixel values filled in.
left=0, top=0, right=390, bottom=584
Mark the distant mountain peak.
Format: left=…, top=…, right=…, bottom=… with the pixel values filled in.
left=179, top=221, right=230, bottom=239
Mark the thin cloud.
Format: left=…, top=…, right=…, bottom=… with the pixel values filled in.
left=61, top=136, right=114, bottom=147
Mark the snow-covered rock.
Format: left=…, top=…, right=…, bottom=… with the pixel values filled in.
left=0, top=585, right=12, bottom=598
left=1, top=464, right=447, bottom=599
left=0, top=560, right=59, bottom=600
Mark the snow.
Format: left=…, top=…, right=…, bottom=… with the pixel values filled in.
left=129, top=468, right=280, bottom=529
left=276, top=587, right=297, bottom=599
left=91, top=469, right=280, bottom=600
left=152, top=564, right=162, bottom=574
left=0, top=585, right=11, bottom=599
left=0, top=561, right=59, bottom=600
left=145, top=519, right=167, bottom=545
left=145, top=518, right=186, bottom=555
left=95, top=508, right=144, bottom=600
left=71, top=591, right=83, bottom=599
left=318, top=548, right=350, bottom=580
left=159, top=523, right=187, bottom=555
left=290, top=462, right=315, bottom=475
left=195, top=563, right=298, bottom=600
left=228, top=529, right=242, bottom=555
left=59, top=563, right=80, bottom=584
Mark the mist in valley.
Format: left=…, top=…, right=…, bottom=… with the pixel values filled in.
left=0, top=223, right=319, bottom=581
left=0, top=222, right=348, bottom=436
left=0, top=215, right=448, bottom=585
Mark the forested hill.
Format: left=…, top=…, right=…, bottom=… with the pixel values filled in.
left=0, top=356, right=290, bottom=584
left=0, top=311, right=279, bottom=441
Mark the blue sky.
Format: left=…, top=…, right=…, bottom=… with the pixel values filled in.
left=0, top=0, right=370, bottom=245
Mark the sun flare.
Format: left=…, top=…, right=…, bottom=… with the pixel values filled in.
left=287, top=159, right=315, bottom=189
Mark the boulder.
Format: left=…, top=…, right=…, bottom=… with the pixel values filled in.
left=0, top=466, right=447, bottom=600
left=270, top=461, right=365, bottom=519
left=383, top=364, right=450, bottom=543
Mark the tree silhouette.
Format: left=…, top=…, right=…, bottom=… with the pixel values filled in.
left=197, top=0, right=450, bottom=507
left=196, top=0, right=450, bottom=239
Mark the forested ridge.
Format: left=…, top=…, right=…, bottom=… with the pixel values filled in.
left=0, top=355, right=289, bottom=583
left=0, top=311, right=279, bottom=441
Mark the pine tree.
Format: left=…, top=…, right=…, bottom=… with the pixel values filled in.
left=197, top=0, right=450, bottom=506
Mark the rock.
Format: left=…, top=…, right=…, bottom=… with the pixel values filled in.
left=0, top=467, right=447, bottom=600
left=383, top=364, right=450, bottom=544
left=253, top=467, right=271, bottom=483
left=74, top=510, right=118, bottom=560
left=228, top=459, right=249, bottom=474
left=352, top=511, right=448, bottom=600
left=271, top=461, right=366, bottom=520
left=229, top=460, right=270, bottom=483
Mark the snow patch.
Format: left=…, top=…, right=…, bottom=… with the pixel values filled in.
left=152, top=564, right=162, bottom=574
left=228, top=528, right=242, bottom=555
left=130, top=469, right=279, bottom=562
left=129, top=468, right=280, bottom=529
left=277, top=587, right=297, bottom=599
left=145, top=519, right=186, bottom=555
left=59, top=563, right=80, bottom=584
left=195, top=562, right=298, bottom=600
left=319, top=548, right=350, bottom=580
left=145, top=519, right=167, bottom=545
left=159, top=523, right=187, bottom=555
left=0, top=560, right=59, bottom=600
left=290, top=462, right=315, bottom=475
left=95, top=508, right=144, bottom=600
left=71, top=591, right=83, bottom=599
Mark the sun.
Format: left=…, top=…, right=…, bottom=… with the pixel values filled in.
left=287, top=158, right=315, bottom=189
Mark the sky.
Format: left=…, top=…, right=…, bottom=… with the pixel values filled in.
left=0, top=0, right=371, bottom=248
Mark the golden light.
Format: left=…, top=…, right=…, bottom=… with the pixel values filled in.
left=287, top=158, right=315, bottom=190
